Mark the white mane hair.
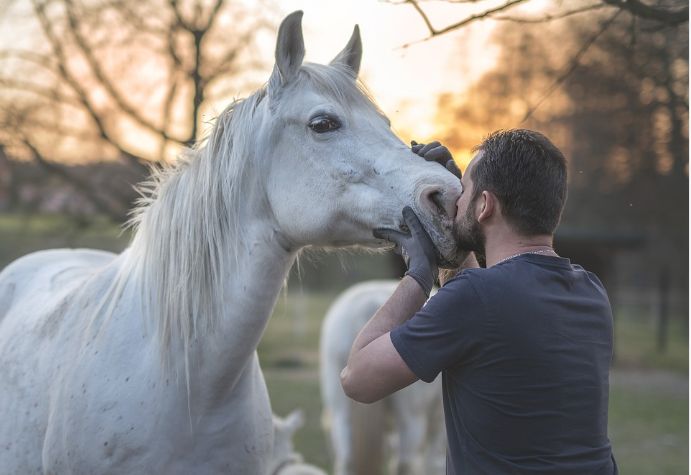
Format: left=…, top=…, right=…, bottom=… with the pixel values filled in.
left=107, top=62, right=386, bottom=367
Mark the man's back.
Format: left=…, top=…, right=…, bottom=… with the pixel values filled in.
left=391, top=254, right=618, bottom=474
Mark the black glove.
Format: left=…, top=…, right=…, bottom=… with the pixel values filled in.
left=373, top=206, right=438, bottom=296
left=411, top=140, right=461, bottom=179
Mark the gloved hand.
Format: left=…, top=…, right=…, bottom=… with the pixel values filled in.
left=373, top=206, right=438, bottom=296
left=411, top=140, right=461, bottom=179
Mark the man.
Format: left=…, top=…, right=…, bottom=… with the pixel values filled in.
left=340, top=129, right=618, bottom=474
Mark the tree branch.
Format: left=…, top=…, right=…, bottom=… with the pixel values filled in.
left=0, top=49, right=56, bottom=69
left=521, top=10, right=623, bottom=123
left=203, top=33, right=253, bottom=82
left=158, top=73, right=179, bottom=161
left=494, top=4, right=608, bottom=23
left=188, top=28, right=204, bottom=145
left=399, top=0, right=687, bottom=47
left=0, top=78, right=81, bottom=107
left=63, top=0, right=185, bottom=145
left=22, top=138, right=127, bottom=222
left=169, top=0, right=192, bottom=31
left=203, top=0, right=225, bottom=32
left=101, top=0, right=169, bottom=36
left=32, top=0, right=149, bottom=174
left=402, top=0, right=528, bottom=47
left=166, top=23, right=184, bottom=69
left=24, top=118, right=103, bottom=142
left=602, top=0, right=688, bottom=26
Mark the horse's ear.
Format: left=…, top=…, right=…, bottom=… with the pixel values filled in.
left=284, top=409, right=304, bottom=435
left=330, top=25, right=362, bottom=78
left=270, top=10, right=305, bottom=90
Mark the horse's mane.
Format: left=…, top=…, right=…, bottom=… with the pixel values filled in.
left=122, top=91, right=265, bottom=362
left=105, top=63, right=385, bottom=373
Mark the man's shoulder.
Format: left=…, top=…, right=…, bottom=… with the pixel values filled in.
left=435, top=268, right=490, bottom=310
left=441, top=267, right=485, bottom=291
left=442, top=255, right=606, bottom=303
left=443, top=263, right=509, bottom=290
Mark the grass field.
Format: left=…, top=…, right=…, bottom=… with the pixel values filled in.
left=262, top=291, right=689, bottom=474
left=1, top=213, right=688, bottom=474
left=0, top=213, right=130, bottom=266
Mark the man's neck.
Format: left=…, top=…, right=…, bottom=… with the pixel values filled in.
left=483, top=228, right=556, bottom=267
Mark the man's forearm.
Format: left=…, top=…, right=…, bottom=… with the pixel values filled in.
left=347, top=253, right=479, bottom=359
left=339, top=276, right=426, bottom=403
left=347, top=276, right=427, bottom=360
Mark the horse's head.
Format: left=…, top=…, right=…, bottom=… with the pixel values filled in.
left=258, top=11, right=465, bottom=266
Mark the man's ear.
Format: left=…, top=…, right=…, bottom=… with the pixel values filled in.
left=477, top=190, right=497, bottom=223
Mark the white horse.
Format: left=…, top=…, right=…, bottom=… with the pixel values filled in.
left=320, top=281, right=446, bottom=475
left=0, top=11, right=463, bottom=475
left=270, top=410, right=326, bottom=475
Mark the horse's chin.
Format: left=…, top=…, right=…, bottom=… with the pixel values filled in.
left=421, top=220, right=466, bottom=269
left=373, top=220, right=465, bottom=269
left=436, top=246, right=469, bottom=269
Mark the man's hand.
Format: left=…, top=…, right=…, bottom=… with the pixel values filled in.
left=411, top=140, right=461, bottom=179
left=374, top=207, right=438, bottom=296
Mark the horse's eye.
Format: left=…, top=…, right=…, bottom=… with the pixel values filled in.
left=308, top=116, right=341, bottom=133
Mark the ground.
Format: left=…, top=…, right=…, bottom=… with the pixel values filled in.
left=1, top=213, right=688, bottom=474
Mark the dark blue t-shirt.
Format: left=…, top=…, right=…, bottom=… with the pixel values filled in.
left=391, top=254, right=618, bottom=475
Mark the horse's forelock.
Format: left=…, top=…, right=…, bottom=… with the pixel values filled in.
left=296, top=63, right=384, bottom=117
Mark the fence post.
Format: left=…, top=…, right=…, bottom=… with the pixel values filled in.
left=656, top=267, right=670, bottom=353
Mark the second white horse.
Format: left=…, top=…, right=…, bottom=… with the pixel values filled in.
left=320, top=280, right=446, bottom=475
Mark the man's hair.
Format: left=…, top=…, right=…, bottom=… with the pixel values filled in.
left=471, top=129, right=567, bottom=236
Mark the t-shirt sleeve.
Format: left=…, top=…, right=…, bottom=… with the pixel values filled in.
left=390, top=272, right=486, bottom=383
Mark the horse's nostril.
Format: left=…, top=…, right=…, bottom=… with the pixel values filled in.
left=430, top=192, right=446, bottom=215
left=421, top=188, right=447, bottom=217
left=420, top=185, right=458, bottom=220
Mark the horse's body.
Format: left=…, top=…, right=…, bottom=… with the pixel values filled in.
left=1, top=246, right=281, bottom=474
left=320, top=281, right=446, bottom=475
left=0, top=11, right=462, bottom=474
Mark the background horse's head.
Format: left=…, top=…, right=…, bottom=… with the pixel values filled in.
left=256, top=11, right=464, bottom=265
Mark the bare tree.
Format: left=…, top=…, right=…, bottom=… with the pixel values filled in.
left=432, top=9, right=688, bottom=302
left=0, top=0, right=274, bottom=220
left=393, top=0, right=687, bottom=123
left=396, top=0, right=687, bottom=46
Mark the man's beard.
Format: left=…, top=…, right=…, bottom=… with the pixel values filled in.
left=453, top=197, right=485, bottom=261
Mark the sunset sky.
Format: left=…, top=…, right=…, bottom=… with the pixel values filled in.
left=0, top=0, right=548, bottom=168
left=275, top=1, right=499, bottom=142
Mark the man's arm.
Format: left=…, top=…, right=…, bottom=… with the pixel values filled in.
left=340, top=275, right=426, bottom=403
left=341, top=142, right=472, bottom=403
left=340, top=251, right=480, bottom=403
left=341, top=205, right=439, bottom=404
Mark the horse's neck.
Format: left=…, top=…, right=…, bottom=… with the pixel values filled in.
left=125, top=139, right=299, bottom=408
left=188, top=218, right=297, bottom=405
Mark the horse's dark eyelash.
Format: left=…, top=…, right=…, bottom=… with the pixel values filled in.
left=308, top=115, right=341, bottom=133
